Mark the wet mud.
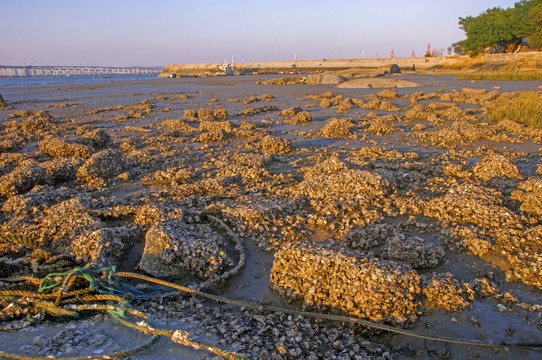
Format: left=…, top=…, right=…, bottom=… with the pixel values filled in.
left=0, top=75, right=541, bottom=359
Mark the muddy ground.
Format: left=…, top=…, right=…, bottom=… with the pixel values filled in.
left=0, top=74, right=541, bottom=359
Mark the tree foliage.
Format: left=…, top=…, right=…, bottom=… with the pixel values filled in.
left=528, top=2, right=542, bottom=48
left=454, top=0, right=542, bottom=55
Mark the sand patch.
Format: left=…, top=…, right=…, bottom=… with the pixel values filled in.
left=336, top=77, right=421, bottom=89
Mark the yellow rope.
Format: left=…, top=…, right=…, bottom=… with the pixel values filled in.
left=65, top=304, right=148, bottom=318
left=115, top=271, right=542, bottom=349
left=109, top=311, right=245, bottom=360
left=0, top=290, right=58, bottom=300
left=32, top=300, right=78, bottom=317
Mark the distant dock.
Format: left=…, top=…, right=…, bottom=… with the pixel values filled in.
left=0, top=65, right=161, bottom=77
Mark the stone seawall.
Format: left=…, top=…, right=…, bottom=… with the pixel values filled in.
left=159, top=56, right=451, bottom=76
left=159, top=52, right=542, bottom=77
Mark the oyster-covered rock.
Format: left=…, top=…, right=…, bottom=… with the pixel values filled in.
left=76, top=149, right=124, bottom=183
left=0, top=160, right=47, bottom=198
left=21, top=111, right=55, bottom=136
left=317, top=117, right=354, bottom=138
left=270, top=241, right=421, bottom=325
left=39, top=137, right=92, bottom=159
left=2, top=185, right=75, bottom=217
left=297, top=169, right=393, bottom=203
left=71, top=227, right=137, bottom=266
left=472, top=153, right=522, bottom=181
left=159, top=119, right=196, bottom=134
left=76, top=128, right=112, bottom=149
left=511, top=176, right=542, bottom=217
left=261, top=135, right=292, bottom=154
left=422, top=273, right=475, bottom=311
left=279, top=107, right=302, bottom=117
left=139, top=219, right=230, bottom=279
left=383, top=235, right=444, bottom=269
left=376, top=89, right=398, bottom=99
left=196, top=129, right=228, bottom=143
left=199, top=119, right=233, bottom=132
left=424, top=183, right=520, bottom=230
left=40, top=157, right=84, bottom=184
left=283, top=110, right=312, bottom=124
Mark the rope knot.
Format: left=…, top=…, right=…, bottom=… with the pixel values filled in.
left=172, top=330, right=200, bottom=348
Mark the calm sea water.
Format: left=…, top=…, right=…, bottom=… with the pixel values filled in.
left=0, top=73, right=158, bottom=88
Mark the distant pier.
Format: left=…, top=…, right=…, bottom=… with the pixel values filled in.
left=0, top=65, right=161, bottom=77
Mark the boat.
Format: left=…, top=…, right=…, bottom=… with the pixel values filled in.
left=219, top=59, right=235, bottom=75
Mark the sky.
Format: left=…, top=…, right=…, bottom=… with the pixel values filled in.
left=0, top=0, right=523, bottom=67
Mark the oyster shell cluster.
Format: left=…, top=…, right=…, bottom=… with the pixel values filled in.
left=421, top=273, right=475, bottom=311
left=1, top=80, right=542, bottom=358
left=139, top=219, right=231, bottom=279
left=270, top=240, right=421, bottom=325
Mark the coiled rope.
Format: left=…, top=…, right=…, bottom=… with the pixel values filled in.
left=0, top=264, right=245, bottom=360
left=0, top=214, right=249, bottom=360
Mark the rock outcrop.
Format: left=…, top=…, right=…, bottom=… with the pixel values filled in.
left=390, top=64, right=401, bottom=74
left=305, top=74, right=348, bottom=85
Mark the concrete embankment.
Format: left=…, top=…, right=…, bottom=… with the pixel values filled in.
left=159, top=52, right=542, bottom=77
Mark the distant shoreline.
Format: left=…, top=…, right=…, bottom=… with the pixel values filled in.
left=159, top=52, right=542, bottom=77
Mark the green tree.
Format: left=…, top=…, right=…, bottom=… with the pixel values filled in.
left=527, top=2, right=542, bottom=48
left=455, top=0, right=542, bottom=56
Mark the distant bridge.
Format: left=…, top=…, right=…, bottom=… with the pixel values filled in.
left=0, top=65, right=162, bottom=77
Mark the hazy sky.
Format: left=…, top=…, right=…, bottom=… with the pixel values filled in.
left=0, top=0, right=522, bottom=66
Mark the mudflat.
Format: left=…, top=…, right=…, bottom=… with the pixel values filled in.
left=0, top=74, right=541, bottom=359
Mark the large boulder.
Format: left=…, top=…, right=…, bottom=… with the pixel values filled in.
left=305, top=74, right=348, bottom=85
left=390, top=64, right=402, bottom=74
left=0, top=94, right=6, bottom=107
left=139, top=219, right=231, bottom=279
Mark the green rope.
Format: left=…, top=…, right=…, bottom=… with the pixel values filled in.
left=37, top=270, right=72, bottom=293
left=37, top=263, right=167, bottom=300
left=106, top=300, right=127, bottom=319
